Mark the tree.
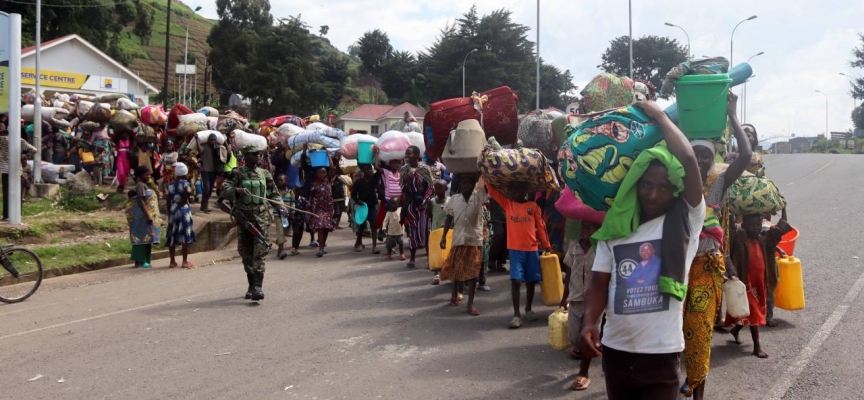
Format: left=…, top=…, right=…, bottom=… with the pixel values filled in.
left=317, top=53, right=350, bottom=107
left=539, top=62, right=578, bottom=110
left=381, top=51, right=419, bottom=102
left=320, top=25, right=329, bottom=37
left=133, top=1, right=156, bottom=46
left=599, top=35, right=688, bottom=93
left=356, top=29, right=393, bottom=77
left=849, top=34, right=864, bottom=101
left=419, top=7, right=574, bottom=110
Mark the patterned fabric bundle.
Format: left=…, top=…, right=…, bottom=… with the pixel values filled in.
left=259, top=114, right=305, bottom=128
left=580, top=73, right=636, bottom=114
left=517, top=111, right=558, bottom=159
left=216, top=111, right=250, bottom=134
left=478, top=137, right=559, bottom=199
left=560, top=106, right=664, bottom=212
left=110, top=110, right=138, bottom=134
left=727, top=175, right=787, bottom=215
left=176, top=121, right=207, bottom=137
left=660, top=57, right=730, bottom=97
left=140, top=105, right=167, bottom=126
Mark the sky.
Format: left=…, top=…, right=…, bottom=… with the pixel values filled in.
left=197, top=0, right=864, bottom=140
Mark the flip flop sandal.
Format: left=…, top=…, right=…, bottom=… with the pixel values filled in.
left=449, top=297, right=460, bottom=306
left=316, top=251, right=324, bottom=258
left=432, top=275, right=441, bottom=285
left=354, top=245, right=363, bottom=252
left=169, top=262, right=179, bottom=269
left=467, top=307, right=480, bottom=316
left=278, top=251, right=288, bottom=260
left=571, top=376, right=591, bottom=391
left=290, top=249, right=300, bottom=256
left=181, top=262, right=195, bottom=269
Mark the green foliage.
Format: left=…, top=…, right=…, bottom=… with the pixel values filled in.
left=320, top=25, right=329, bottom=37
left=850, top=34, right=864, bottom=101
left=33, top=238, right=133, bottom=271
left=58, top=192, right=101, bottom=213
left=357, top=29, right=394, bottom=77
left=381, top=51, right=419, bottom=102
left=599, top=35, right=688, bottom=93
left=809, top=138, right=829, bottom=153
left=852, top=105, right=864, bottom=130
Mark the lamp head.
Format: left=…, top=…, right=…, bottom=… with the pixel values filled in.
left=664, top=22, right=674, bottom=27
left=194, top=6, right=203, bottom=11
left=747, top=15, right=758, bottom=20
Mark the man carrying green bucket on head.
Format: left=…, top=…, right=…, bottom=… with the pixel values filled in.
left=221, top=145, right=285, bottom=301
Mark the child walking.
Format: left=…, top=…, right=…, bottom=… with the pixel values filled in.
left=440, top=174, right=488, bottom=316
left=272, top=174, right=292, bottom=260
left=429, top=179, right=449, bottom=285
left=485, top=180, right=551, bottom=329
left=560, top=222, right=600, bottom=391
left=383, top=198, right=405, bottom=261
left=165, top=162, right=196, bottom=269
left=726, top=214, right=792, bottom=358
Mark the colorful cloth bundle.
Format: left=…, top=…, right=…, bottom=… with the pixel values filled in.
left=560, top=106, right=664, bottom=212
left=478, top=137, right=559, bottom=199
left=285, top=128, right=347, bottom=149
left=660, top=57, right=730, bottom=97
left=727, top=175, right=787, bottom=215
left=580, top=73, right=636, bottom=114
left=517, top=111, right=559, bottom=159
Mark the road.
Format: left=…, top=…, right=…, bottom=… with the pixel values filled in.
left=0, top=154, right=859, bottom=400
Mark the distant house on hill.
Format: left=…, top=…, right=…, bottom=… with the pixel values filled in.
left=336, top=103, right=426, bottom=135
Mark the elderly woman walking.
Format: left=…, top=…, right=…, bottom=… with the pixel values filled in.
left=126, top=166, right=162, bottom=269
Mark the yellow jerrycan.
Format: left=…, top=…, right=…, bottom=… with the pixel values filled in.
left=540, top=253, right=564, bottom=306
left=428, top=228, right=453, bottom=271
left=775, top=255, right=805, bottom=311
left=548, top=308, right=570, bottom=350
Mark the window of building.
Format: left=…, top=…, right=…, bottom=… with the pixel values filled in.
left=371, top=125, right=379, bottom=135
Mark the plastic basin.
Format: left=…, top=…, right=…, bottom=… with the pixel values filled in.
left=777, top=227, right=799, bottom=256
left=309, top=150, right=330, bottom=168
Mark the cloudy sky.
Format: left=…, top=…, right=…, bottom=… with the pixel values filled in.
left=199, top=0, right=864, bottom=140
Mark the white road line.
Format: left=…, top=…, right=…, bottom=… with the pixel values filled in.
left=0, top=287, right=232, bottom=341
left=786, top=159, right=834, bottom=186
left=767, top=262, right=864, bottom=400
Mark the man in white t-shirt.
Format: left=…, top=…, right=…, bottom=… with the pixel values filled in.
left=580, top=100, right=706, bottom=400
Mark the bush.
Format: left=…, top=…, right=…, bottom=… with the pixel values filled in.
left=58, top=192, right=101, bottom=212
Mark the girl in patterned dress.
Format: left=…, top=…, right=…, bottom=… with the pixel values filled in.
left=165, top=162, right=196, bottom=269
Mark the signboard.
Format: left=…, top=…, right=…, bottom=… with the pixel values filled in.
left=19, top=68, right=127, bottom=92
left=175, top=64, right=196, bottom=74
left=0, top=13, right=9, bottom=113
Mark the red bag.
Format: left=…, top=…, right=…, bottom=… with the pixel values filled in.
left=260, top=115, right=306, bottom=128
left=424, top=86, right=518, bottom=159
left=167, top=104, right=194, bottom=136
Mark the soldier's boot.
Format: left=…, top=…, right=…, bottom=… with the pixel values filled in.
left=244, top=274, right=254, bottom=300
left=251, top=272, right=265, bottom=301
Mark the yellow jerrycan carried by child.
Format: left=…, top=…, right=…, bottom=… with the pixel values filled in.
left=548, top=307, right=569, bottom=350
left=540, top=253, right=564, bottom=306
left=775, top=254, right=805, bottom=311
left=428, top=228, right=453, bottom=271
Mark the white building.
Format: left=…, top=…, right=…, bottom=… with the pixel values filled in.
left=20, top=34, right=158, bottom=105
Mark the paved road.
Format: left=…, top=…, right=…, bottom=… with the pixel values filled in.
left=0, top=154, right=859, bottom=400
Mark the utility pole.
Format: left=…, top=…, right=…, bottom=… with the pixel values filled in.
left=162, top=0, right=172, bottom=105
left=33, top=0, right=42, bottom=183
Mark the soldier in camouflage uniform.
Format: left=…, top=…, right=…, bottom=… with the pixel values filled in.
left=221, top=146, right=284, bottom=301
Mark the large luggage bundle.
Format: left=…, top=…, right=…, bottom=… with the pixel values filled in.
left=727, top=176, right=787, bottom=215
left=216, top=110, right=250, bottom=134
left=22, top=105, right=71, bottom=128
left=376, top=131, right=413, bottom=162
left=110, top=109, right=138, bottom=134
left=560, top=106, right=664, bottom=212
left=83, top=103, right=112, bottom=123
left=479, top=137, right=559, bottom=199
left=340, top=134, right=378, bottom=160
left=197, top=106, right=219, bottom=117
left=441, top=119, right=486, bottom=174
left=140, top=105, right=167, bottom=126
left=424, top=86, right=518, bottom=159
left=167, top=104, right=194, bottom=135
left=260, top=114, right=305, bottom=128
left=517, top=111, right=559, bottom=159
left=285, top=127, right=346, bottom=149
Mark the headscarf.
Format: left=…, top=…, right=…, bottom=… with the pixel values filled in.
left=691, top=139, right=718, bottom=177
left=174, top=162, right=189, bottom=177
left=580, top=73, right=636, bottom=113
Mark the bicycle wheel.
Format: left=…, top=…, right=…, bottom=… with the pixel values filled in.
left=0, top=247, right=43, bottom=303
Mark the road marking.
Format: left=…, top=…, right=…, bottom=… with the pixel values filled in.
left=0, top=287, right=231, bottom=341
left=767, top=262, right=864, bottom=400
left=786, top=159, right=834, bottom=186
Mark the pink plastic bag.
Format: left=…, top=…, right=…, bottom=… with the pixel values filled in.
left=555, top=188, right=606, bottom=225
left=377, top=131, right=412, bottom=162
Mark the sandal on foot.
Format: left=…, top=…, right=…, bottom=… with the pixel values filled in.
left=524, top=310, right=537, bottom=322
left=432, top=275, right=441, bottom=285
left=467, top=307, right=480, bottom=316
left=571, top=376, right=591, bottom=391
left=354, top=245, right=363, bottom=252
left=399, top=254, right=406, bottom=261
left=169, top=262, right=179, bottom=269
left=316, top=251, right=324, bottom=258
left=290, top=249, right=300, bottom=256
left=449, top=297, right=460, bottom=307
left=278, top=251, right=288, bottom=260
left=508, top=316, right=523, bottom=329
left=181, top=262, right=195, bottom=269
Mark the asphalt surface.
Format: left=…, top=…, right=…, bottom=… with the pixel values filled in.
left=0, top=154, right=859, bottom=400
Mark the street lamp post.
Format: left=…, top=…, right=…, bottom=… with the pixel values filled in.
left=536, top=0, right=540, bottom=111
left=730, top=15, right=757, bottom=66
left=628, top=0, right=633, bottom=78
left=664, top=22, right=690, bottom=59
left=815, top=90, right=829, bottom=137
left=742, top=52, right=764, bottom=123
left=840, top=72, right=858, bottom=109
left=462, top=48, right=478, bottom=98
left=181, top=6, right=202, bottom=106
left=163, top=0, right=172, bottom=105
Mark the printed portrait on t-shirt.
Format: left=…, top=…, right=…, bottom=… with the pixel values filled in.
left=612, top=239, right=669, bottom=315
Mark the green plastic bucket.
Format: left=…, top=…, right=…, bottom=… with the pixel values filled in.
left=675, top=73, right=731, bottom=139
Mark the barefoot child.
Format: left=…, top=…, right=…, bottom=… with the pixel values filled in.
left=165, top=162, right=195, bottom=269
left=485, top=180, right=551, bottom=329
left=383, top=197, right=405, bottom=260
left=560, top=221, right=599, bottom=391
left=440, top=174, right=488, bottom=316
left=725, top=214, right=791, bottom=358
left=429, top=179, right=449, bottom=285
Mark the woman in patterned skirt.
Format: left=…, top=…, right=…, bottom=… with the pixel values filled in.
left=400, top=146, right=434, bottom=268
left=165, top=162, right=196, bottom=269
left=308, top=167, right=336, bottom=257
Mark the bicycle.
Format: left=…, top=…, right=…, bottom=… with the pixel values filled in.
left=0, top=244, right=43, bottom=303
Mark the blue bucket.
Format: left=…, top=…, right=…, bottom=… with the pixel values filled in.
left=309, top=150, right=330, bottom=168
left=195, top=180, right=202, bottom=195
left=357, top=141, right=375, bottom=164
